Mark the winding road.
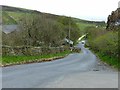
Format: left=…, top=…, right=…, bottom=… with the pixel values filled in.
left=2, top=42, right=118, bottom=88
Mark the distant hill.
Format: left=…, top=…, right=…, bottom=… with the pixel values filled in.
left=2, top=5, right=63, bottom=25
left=2, top=5, right=105, bottom=34
left=2, top=5, right=39, bottom=13
left=73, top=17, right=105, bottom=24
left=73, top=17, right=105, bottom=32
left=2, top=5, right=62, bottom=33
left=2, top=5, right=105, bottom=25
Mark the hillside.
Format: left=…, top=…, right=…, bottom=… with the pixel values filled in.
left=2, top=5, right=39, bottom=13
left=2, top=11, right=17, bottom=24
left=73, top=18, right=106, bottom=34
left=2, top=5, right=80, bottom=46
left=2, top=5, right=105, bottom=29
left=2, top=5, right=106, bottom=47
left=2, top=5, right=61, bottom=25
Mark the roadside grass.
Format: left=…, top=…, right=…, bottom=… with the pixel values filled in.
left=88, top=47, right=119, bottom=70
left=2, top=50, right=71, bottom=66
left=97, top=52, right=119, bottom=70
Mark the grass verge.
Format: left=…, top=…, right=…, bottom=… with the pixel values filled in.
left=87, top=47, right=119, bottom=70
left=96, top=52, right=119, bottom=70
left=2, top=50, right=71, bottom=67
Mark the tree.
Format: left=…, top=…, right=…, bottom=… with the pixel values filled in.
left=58, top=17, right=80, bottom=44
left=19, top=14, right=66, bottom=47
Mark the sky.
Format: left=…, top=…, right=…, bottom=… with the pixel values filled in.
left=1, top=0, right=119, bottom=21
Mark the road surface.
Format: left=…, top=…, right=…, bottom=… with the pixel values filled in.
left=2, top=42, right=118, bottom=88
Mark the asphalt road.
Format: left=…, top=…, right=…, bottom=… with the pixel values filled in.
left=2, top=42, right=118, bottom=88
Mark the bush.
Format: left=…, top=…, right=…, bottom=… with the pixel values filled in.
left=91, top=31, right=118, bottom=57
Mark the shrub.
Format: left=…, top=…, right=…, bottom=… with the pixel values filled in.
left=92, top=31, right=118, bottom=57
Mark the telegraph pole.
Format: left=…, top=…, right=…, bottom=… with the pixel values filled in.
left=69, top=17, right=70, bottom=41
left=69, top=17, right=71, bottom=47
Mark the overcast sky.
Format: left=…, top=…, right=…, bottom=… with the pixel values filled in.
left=1, top=0, right=119, bottom=21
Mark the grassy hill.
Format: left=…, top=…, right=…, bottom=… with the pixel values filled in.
left=2, top=5, right=105, bottom=29
left=2, top=5, right=60, bottom=25
left=2, top=11, right=17, bottom=24
left=73, top=18, right=106, bottom=31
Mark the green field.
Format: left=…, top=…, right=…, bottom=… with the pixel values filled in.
left=3, top=11, right=32, bottom=24
left=76, top=22, right=96, bottom=31
left=3, top=11, right=17, bottom=24
left=73, top=18, right=106, bottom=32
left=7, top=11, right=31, bottom=22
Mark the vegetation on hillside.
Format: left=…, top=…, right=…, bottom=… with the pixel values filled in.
left=85, top=8, right=119, bottom=69
left=73, top=18, right=106, bottom=34
left=2, top=6, right=80, bottom=47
